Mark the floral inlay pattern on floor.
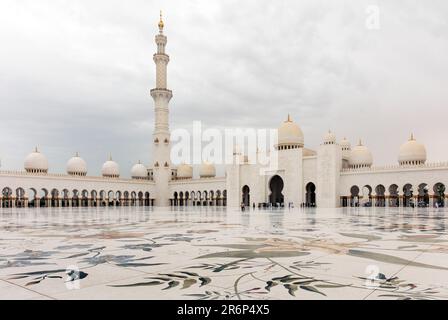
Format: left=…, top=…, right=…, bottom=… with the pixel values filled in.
left=1, top=207, right=447, bottom=300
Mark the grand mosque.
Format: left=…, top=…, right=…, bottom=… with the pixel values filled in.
left=1, top=15, right=447, bottom=210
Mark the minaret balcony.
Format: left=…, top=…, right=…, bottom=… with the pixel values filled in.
left=153, top=53, right=170, bottom=63
left=150, top=88, right=173, bottom=100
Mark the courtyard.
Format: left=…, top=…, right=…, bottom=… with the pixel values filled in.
left=0, top=207, right=447, bottom=300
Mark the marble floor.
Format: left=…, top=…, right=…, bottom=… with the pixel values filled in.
left=1, top=206, right=448, bottom=300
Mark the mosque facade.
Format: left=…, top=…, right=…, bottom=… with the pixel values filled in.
left=1, top=17, right=448, bottom=209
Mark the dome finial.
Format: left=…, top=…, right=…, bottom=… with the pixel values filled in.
left=286, top=114, right=292, bottom=122
left=34, top=146, right=39, bottom=153
left=109, top=154, right=112, bottom=161
left=358, top=139, right=363, bottom=146
left=158, top=10, right=164, bottom=31
left=410, top=133, right=415, bottom=141
left=75, top=151, right=79, bottom=157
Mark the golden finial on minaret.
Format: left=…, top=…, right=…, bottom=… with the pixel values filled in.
left=158, top=10, right=164, bottom=31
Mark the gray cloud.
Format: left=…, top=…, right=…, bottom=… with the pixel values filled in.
left=1, top=0, right=447, bottom=177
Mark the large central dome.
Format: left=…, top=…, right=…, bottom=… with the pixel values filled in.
left=277, top=115, right=304, bottom=148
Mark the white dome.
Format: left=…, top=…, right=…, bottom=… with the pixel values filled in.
left=66, top=153, right=87, bottom=176
left=277, top=115, right=304, bottom=148
left=340, top=137, right=351, bottom=149
left=199, top=161, right=216, bottom=178
left=24, top=147, right=48, bottom=173
left=101, top=156, right=120, bottom=178
left=340, top=138, right=351, bottom=160
left=131, top=161, right=147, bottom=179
left=349, top=140, right=373, bottom=168
left=398, top=134, right=426, bottom=165
left=323, top=130, right=336, bottom=145
left=177, top=163, right=193, bottom=179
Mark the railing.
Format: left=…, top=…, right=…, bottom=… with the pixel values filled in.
left=0, top=170, right=154, bottom=182
left=341, top=161, right=448, bottom=173
left=169, top=177, right=226, bottom=184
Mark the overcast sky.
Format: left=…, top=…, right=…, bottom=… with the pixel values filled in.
left=0, top=0, right=447, bottom=177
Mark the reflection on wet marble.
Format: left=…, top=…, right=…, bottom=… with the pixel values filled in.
left=1, top=206, right=448, bottom=300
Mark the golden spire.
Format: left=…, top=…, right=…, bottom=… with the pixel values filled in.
left=410, top=133, right=415, bottom=141
left=358, top=139, right=363, bottom=146
left=286, top=114, right=292, bottom=122
left=158, top=10, right=164, bottom=31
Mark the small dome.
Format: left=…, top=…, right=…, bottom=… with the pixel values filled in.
left=200, top=161, right=216, bottom=178
left=340, top=137, right=351, bottom=149
left=102, top=156, right=120, bottom=178
left=131, top=161, right=147, bottom=179
left=177, top=163, right=193, bottom=179
left=66, top=152, right=87, bottom=176
left=323, top=130, right=336, bottom=145
left=349, top=140, right=373, bottom=168
left=24, top=147, right=48, bottom=173
left=340, top=137, right=352, bottom=160
left=398, top=134, right=426, bottom=165
left=277, top=115, right=304, bottom=148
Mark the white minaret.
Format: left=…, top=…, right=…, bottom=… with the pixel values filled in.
left=151, top=11, right=172, bottom=206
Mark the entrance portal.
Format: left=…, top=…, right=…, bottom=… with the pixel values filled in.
left=242, top=185, right=250, bottom=207
left=305, top=182, right=316, bottom=207
left=269, top=175, right=284, bottom=206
